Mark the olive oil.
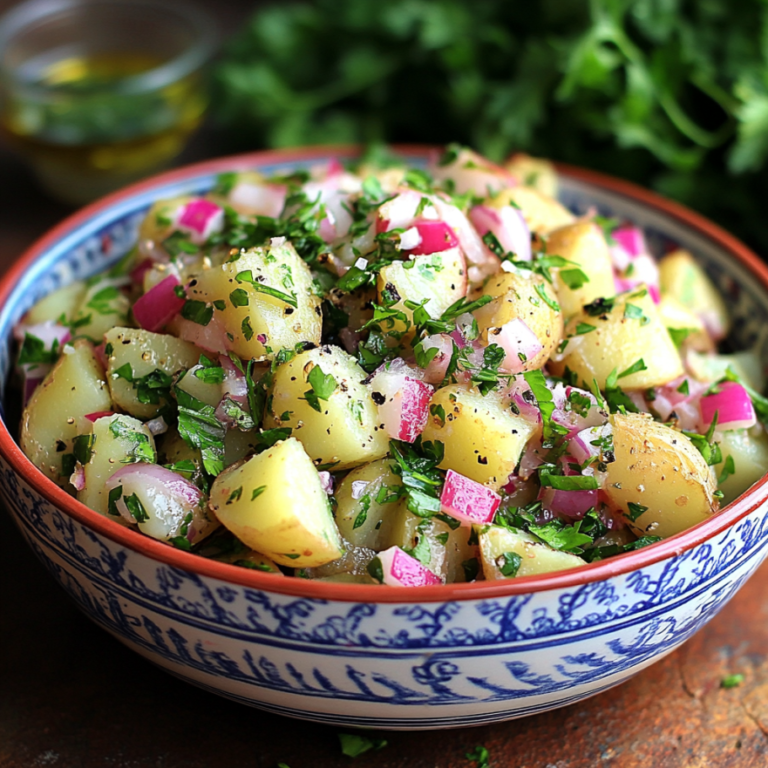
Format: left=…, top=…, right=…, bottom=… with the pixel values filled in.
left=1, top=52, right=207, bottom=202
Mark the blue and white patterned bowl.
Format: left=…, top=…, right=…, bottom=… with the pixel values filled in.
left=2, top=147, right=768, bottom=730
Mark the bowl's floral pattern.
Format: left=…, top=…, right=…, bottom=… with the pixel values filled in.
left=2, top=152, right=767, bottom=728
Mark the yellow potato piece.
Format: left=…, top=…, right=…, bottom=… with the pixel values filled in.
left=495, top=186, right=575, bottom=235
left=209, top=437, right=343, bottom=568
left=421, top=384, right=536, bottom=490
left=604, top=412, right=718, bottom=538
left=20, top=340, right=111, bottom=486
left=545, top=220, right=616, bottom=319
left=473, top=271, right=563, bottom=370
left=555, top=285, right=684, bottom=390
left=479, top=525, right=585, bottom=579
left=264, top=345, right=389, bottom=471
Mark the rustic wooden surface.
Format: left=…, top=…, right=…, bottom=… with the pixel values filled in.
left=2, top=1, right=768, bottom=763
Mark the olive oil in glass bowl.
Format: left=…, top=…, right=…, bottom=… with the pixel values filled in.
left=0, top=0, right=215, bottom=204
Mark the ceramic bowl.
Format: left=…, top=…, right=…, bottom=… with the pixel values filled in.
left=2, top=146, right=768, bottom=730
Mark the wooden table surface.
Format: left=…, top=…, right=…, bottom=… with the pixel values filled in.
left=2, top=6, right=768, bottom=762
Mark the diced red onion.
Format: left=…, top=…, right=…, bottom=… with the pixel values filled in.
left=420, top=334, right=455, bottom=385
left=318, top=471, right=334, bottom=495
left=613, top=225, right=646, bottom=258
left=377, top=190, right=431, bottom=233
left=176, top=199, right=224, bottom=243
left=398, top=226, right=423, bottom=252
left=539, top=486, right=598, bottom=519
left=469, top=204, right=531, bottom=262
left=146, top=416, right=169, bottom=436
left=490, top=318, right=542, bottom=373
left=699, top=381, right=756, bottom=431
left=14, top=320, right=71, bottom=347
left=23, top=373, right=46, bottom=404
left=407, top=220, right=459, bottom=256
left=372, top=546, right=442, bottom=586
left=70, top=464, right=86, bottom=491
left=172, top=315, right=230, bottom=354
left=129, top=257, right=155, bottom=286
left=132, top=275, right=185, bottom=333
left=440, top=469, right=501, bottom=526
left=371, top=370, right=434, bottom=443
left=229, top=180, right=287, bottom=218
left=568, top=423, right=613, bottom=465
left=428, top=148, right=516, bottom=196
left=351, top=480, right=369, bottom=500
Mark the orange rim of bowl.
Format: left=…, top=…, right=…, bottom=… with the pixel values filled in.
left=2, top=144, right=768, bottom=604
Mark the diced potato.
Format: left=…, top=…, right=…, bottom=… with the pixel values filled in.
left=495, top=186, right=575, bottom=235
left=334, top=458, right=406, bottom=549
left=715, top=428, right=768, bottom=506
left=24, top=281, right=86, bottom=325
left=555, top=286, right=684, bottom=390
left=20, top=340, right=111, bottom=486
left=657, top=294, right=713, bottom=352
left=184, top=240, right=322, bottom=361
left=300, top=544, right=377, bottom=579
left=659, top=249, right=730, bottom=338
left=385, top=508, right=476, bottom=583
left=138, top=195, right=192, bottom=245
left=209, top=437, right=344, bottom=568
left=473, top=271, right=563, bottom=370
left=479, top=525, right=585, bottom=579
left=420, top=384, right=537, bottom=490
left=71, top=277, right=132, bottom=343
left=504, top=153, right=559, bottom=198
left=78, top=414, right=157, bottom=517
left=545, top=221, right=616, bottom=318
left=604, top=412, right=718, bottom=538
left=105, top=327, right=201, bottom=419
left=264, top=345, right=389, bottom=471
left=376, top=248, right=467, bottom=337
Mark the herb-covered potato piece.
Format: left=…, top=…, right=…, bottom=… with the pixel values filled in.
left=105, top=327, right=201, bottom=419
left=554, top=286, right=684, bottom=390
left=209, top=437, right=344, bottom=567
left=657, top=294, right=713, bottom=352
left=23, top=280, right=86, bottom=325
left=504, top=153, right=559, bottom=198
left=334, top=458, right=407, bottom=549
left=264, top=345, right=389, bottom=471
left=20, top=340, right=111, bottom=486
left=659, top=249, right=730, bottom=339
left=420, top=384, right=537, bottom=490
left=479, top=525, right=585, bottom=579
left=545, top=221, right=616, bottom=319
left=184, top=239, right=322, bottom=361
left=472, top=271, right=563, bottom=371
left=78, top=414, right=156, bottom=518
left=376, top=248, right=467, bottom=337
left=70, top=277, right=132, bottom=343
left=604, top=412, right=718, bottom=538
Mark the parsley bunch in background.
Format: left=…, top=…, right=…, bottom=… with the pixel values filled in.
left=211, top=0, right=768, bottom=255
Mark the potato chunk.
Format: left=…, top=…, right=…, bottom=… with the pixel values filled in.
left=420, top=384, right=536, bottom=490
left=659, top=249, right=730, bottom=338
left=473, top=271, right=563, bottom=370
left=24, top=281, right=86, bottom=325
left=555, top=286, right=684, bottom=390
left=78, top=414, right=157, bottom=518
left=264, top=345, right=389, bottom=471
left=496, top=186, right=575, bottom=235
left=479, top=525, right=585, bottom=579
left=604, top=412, right=718, bottom=538
left=184, top=240, right=321, bottom=361
left=376, top=248, right=467, bottom=337
left=71, top=277, right=132, bottom=343
left=209, top=437, right=343, bottom=567
left=545, top=221, right=616, bottom=319
left=105, top=327, right=201, bottom=419
left=714, top=429, right=768, bottom=506
left=20, top=340, right=111, bottom=486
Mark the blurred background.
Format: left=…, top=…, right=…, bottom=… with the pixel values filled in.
left=1, top=0, right=768, bottom=255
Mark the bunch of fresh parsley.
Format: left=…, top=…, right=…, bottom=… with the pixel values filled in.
left=211, top=0, right=768, bottom=254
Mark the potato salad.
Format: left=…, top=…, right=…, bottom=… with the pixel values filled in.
left=14, top=146, right=768, bottom=586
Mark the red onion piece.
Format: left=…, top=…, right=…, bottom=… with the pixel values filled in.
left=440, top=469, right=501, bottom=526
left=373, top=546, right=442, bottom=586
left=70, top=464, right=86, bottom=491
left=129, top=257, right=154, bottom=286
left=428, top=148, right=516, bottom=196
left=408, top=220, right=459, bottom=256
left=23, top=373, right=46, bottom=404
left=14, top=320, right=71, bottom=348
left=176, top=199, right=224, bottom=243
left=491, top=318, right=542, bottom=373
left=469, top=204, right=531, bottom=262
left=371, top=369, right=434, bottom=443
left=420, top=334, right=455, bottom=385
left=132, top=275, right=185, bottom=333
left=106, top=463, right=202, bottom=506
left=229, top=181, right=287, bottom=218
left=699, top=381, right=756, bottom=431
left=539, top=486, right=598, bottom=519
left=85, top=410, right=114, bottom=422
left=318, top=471, right=334, bottom=495
left=172, top=315, right=230, bottom=354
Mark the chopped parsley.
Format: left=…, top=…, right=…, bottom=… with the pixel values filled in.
left=303, top=364, right=338, bottom=412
